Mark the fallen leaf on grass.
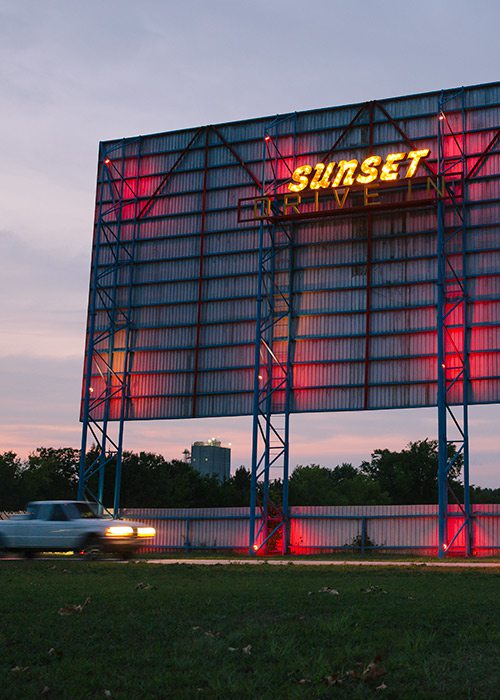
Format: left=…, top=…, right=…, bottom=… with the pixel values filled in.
left=362, top=656, right=386, bottom=683
left=192, top=626, right=202, bottom=631
left=319, top=586, right=339, bottom=595
left=47, top=648, right=62, bottom=658
left=58, top=596, right=91, bottom=615
left=11, top=666, right=30, bottom=674
left=322, top=656, right=386, bottom=687
left=242, top=644, right=252, bottom=655
left=361, top=586, right=387, bottom=594
left=324, top=674, right=343, bottom=686
left=227, top=647, right=238, bottom=652
left=40, top=687, right=50, bottom=696
left=135, top=582, right=155, bottom=591
left=204, top=630, right=222, bottom=638
left=297, top=678, right=311, bottom=685
left=104, top=691, right=112, bottom=698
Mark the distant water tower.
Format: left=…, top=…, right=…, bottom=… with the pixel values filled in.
left=190, top=438, right=231, bottom=480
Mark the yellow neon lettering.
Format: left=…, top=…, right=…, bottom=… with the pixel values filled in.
left=288, top=164, right=312, bottom=192
left=287, top=149, right=431, bottom=194
left=283, top=193, right=301, bottom=215
left=253, top=197, right=271, bottom=219
left=356, top=155, right=382, bottom=185
left=405, top=149, right=430, bottom=178
left=332, top=160, right=358, bottom=187
left=427, top=176, right=446, bottom=198
left=406, top=178, right=412, bottom=200
left=332, top=188, right=350, bottom=208
left=380, top=152, right=406, bottom=181
left=310, top=162, right=335, bottom=189
left=364, top=184, right=380, bottom=206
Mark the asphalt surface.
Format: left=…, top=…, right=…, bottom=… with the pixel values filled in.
left=143, top=558, right=500, bottom=568
left=1, top=555, right=499, bottom=567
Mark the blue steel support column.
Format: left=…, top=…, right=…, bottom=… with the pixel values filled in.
left=78, top=143, right=107, bottom=500
left=281, top=223, right=294, bottom=554
left=249, top=115, right=295, bottom=555
left=436, top=132, right=448, bottom=557
left=97, top=147, right=126, bottom=510
left=113, top=137, right=142, bottom=515
left=78, top=139, right=137, bottom=514
left=461, top=97, right=472, bottom=557
left=249, top=220, right=265, bottom=552
left=436, top=88, right=472, bottom=557
left=249, top=139, right=268, bottom=554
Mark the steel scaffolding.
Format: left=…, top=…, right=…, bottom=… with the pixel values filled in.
left=249, top=115, right=296, bottom=554
left=78, top=139, right=140, bottom=514
left=436, top=88, right=471, bottom=556
left=78, top=88, right=499, bottom=557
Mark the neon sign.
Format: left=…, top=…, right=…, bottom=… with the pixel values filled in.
left=288, top=149, right=430, bottom=192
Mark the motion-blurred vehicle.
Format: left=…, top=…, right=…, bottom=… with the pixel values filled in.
left=0, top=500, right=155, bottom=559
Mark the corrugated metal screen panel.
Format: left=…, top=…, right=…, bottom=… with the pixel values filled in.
left=84, top=82, right=500, bottom=420
left=122, top=507, right=252, bottom=550
left=122, top=505, right=499, bottom=555
left=290, top=505, right=440, bottom=554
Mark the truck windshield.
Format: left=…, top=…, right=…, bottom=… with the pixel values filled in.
left=73, top=503, right=99, bottom=519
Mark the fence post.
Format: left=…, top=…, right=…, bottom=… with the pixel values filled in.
left=361, top=517, right=367, bottom=555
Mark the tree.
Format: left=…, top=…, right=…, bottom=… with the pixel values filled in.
left=289, top=463, right=389, bottom=506
left=20, top=447, right=80, bottom=502
left=0, top=452, right=25, bottom=511
left=219, top=466, right=251, bottom=506
left=112, top=451, right=167, bottom=508
left=470, top=485, right=500, bottom=504
left=360, top=439, right=463, bottom=504
left=0, top=439, right=487, bottom=511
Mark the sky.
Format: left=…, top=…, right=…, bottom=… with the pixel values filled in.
left=1, top=0, right=499, bottom=487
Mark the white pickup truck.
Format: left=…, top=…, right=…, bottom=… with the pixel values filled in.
left=0, top=500, right=155, bottom=558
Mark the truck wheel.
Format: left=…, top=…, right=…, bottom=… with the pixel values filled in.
left=121, top=549, right=137, bottom=561
left=83, top=538, right=104, bottom=561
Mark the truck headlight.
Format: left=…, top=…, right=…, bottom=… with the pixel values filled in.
left=105, top=526, right=134, bottom=537
left=137, top=527, right=156, bottom=538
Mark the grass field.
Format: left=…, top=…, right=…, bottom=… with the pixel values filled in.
left=0, top=561, right=499, bottom=699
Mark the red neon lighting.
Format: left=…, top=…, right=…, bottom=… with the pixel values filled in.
left=104, top=157, right=111, bottom=165
left=264, top=135, right=271, bottom=142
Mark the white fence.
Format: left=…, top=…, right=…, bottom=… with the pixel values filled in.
left=123, top=505, right=500, bottom=557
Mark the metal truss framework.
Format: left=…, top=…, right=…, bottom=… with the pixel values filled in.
left=249, top=115, right=296, bottom=555
left=436, top=90, right=500, bottom=556
left=249, top=101, right=439, bottom=554
left=436, top=88, right=471, bottom=556
left=78, top=126, right=264, bottom=515
left=78, top=93, right=500, bottom=556
left=78, top=138, right=142, bottom=514
left=248, top=96, right=498, bottom=556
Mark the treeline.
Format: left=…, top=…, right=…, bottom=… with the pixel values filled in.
left=1, top=440, right=499, bottom=512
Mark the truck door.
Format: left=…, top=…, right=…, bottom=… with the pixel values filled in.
left=27, top=504, right=71, bottom=550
